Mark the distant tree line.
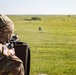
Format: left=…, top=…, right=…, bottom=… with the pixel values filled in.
left=31, top=17, right=41, bottom=20
left=24, top=17, right=41, bottom=21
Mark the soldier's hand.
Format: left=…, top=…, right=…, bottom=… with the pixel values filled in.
left=10, top=48, right=15, bottom=56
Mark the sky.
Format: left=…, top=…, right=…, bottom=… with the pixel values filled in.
left=0, top=0, right=76, bottom=15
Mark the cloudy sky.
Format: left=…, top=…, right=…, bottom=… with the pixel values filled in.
left=0, top=0, right=76, bottom=15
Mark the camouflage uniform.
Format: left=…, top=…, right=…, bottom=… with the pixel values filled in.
left=0, top=14, right=24, bottom=75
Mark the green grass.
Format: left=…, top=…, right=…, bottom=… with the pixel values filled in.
left=8, top=15, right=76, bottom=75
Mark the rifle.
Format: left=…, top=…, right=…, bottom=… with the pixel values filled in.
left=6, top=34, right=19, bottom=49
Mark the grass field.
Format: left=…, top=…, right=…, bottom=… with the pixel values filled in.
left=8, top=15, right=76, bottom=75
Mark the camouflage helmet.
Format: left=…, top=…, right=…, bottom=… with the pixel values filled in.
left=0, top=14, right=14, bottom=43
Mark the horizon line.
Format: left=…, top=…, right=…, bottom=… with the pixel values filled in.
left=6, top=14, right=76, bottom=15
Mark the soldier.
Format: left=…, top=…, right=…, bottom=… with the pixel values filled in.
left=0, top=14, right=24, bottom=75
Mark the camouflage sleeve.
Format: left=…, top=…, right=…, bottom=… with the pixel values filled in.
left=2, top=45, right=10, bottom=56
left=0, top=43, right=10, bottom=56
left=0, top=43, right=15, bottom=57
